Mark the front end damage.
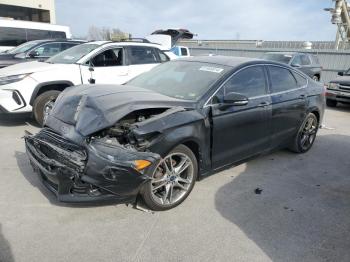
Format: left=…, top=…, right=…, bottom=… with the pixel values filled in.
left=24, top=85, right=203, bottom=204
left=24, top=126, right=161, bottom=203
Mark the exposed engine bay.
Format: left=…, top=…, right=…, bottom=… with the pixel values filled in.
left=90, top=107, right=181, bottom=151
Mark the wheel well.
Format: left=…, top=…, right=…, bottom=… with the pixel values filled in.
left=36, top=84, right=70, bottom=98
left=30, top=82, right=72, bottom=105
left=182, top=140, right=200, bottom=163
left=311, top=110, right=320, bottom=123
left=314, top=74, right=320, bottom=79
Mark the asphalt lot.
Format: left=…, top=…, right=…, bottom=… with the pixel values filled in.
left=0, top=106, right=349, bottom=262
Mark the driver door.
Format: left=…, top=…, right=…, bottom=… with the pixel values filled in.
left=211, top=65, right=272, bottom=169
left=80, top=47, right=129, bottom=84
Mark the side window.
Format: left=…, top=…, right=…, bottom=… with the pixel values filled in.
left=157, top=50, right=170, bottom=63
left=222, top=66, right=267, bottom=98
left=300, top=54, right=311, bottom=65
left=292, top=72, right=307, bottom=87
left=32, top=43, right=62, bottom=57
left=91, top=48, right=123, bottom=67
left=181, top=47, right=188, bottom=56
left=129, top=46, right=158, bottom=65
left=292, top=55, right=302, bottom=65
left=61, top=43, right=78, bottom=51
left=50, top=31, right=66, bottom=39
left=0, top=27, right=26, bottom=46
left=268, top=66, right=298, bottom=93
left=26, top=29, right=51, bottom=41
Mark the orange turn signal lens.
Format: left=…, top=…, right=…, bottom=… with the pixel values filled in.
left=134, top=160, right=152, bottom=171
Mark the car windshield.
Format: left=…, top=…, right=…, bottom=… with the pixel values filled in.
left=127, top=60, right=231, bottom=101
left=261, top=53, right=293, bottom=64
left=7, top=41, right=42, bottom=54
left=46, top=43, right=99, bottom=64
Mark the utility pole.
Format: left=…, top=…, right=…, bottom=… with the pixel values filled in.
left=324, top=0, right=350, bottom=49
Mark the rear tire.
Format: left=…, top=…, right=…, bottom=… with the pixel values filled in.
left=142, top=144, right=198, bottom=211
left=33, top=90, right=61, bottom=126
left=289, top=113, right=318, bottom=153
left=326, top=99, right=337, bottom=107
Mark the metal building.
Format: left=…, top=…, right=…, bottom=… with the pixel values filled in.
left=0, top=0, right=56, bottom=23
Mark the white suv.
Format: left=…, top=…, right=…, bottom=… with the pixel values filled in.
left=0, top=41, right=176, bottom=125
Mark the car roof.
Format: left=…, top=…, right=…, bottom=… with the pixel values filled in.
left=28, top=39, right=86, bottom=44
left=87, top=40, right=165, bottom=49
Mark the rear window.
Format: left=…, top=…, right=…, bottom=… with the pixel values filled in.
left=292, top=72, right=308, bottom=87
left=268, top=66, right=298, bottom=93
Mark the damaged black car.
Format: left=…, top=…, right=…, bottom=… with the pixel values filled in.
left=24, top=56, right=325, bottom=210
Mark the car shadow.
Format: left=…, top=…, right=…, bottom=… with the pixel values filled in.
left=0, top=114, right=39, bottom=127
left=0, top=224, right=14, bottom=262
left=14, top=151, right=129, bottom=209
left=215, top=134, right=350, bottom=261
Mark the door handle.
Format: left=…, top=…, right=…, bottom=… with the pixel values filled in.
left=258, top=101, right=269, bottom=107
left=299, top=94, right=306, bottom=99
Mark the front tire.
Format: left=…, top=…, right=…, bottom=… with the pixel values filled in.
left=33, top=90, right=61, bottom=126
left=289, top=113, right=318, bottom=153
left=326, top=99, right=337, bottom=107
left=142, top=144, right=198, bottom=211
left=312, top=75, right=320, bottom=82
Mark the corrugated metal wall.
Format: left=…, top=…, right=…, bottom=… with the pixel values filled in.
left=179, top=40, right=350, bottom=83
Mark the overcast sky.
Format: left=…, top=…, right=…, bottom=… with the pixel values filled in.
left=56, top=0, right=336, bottom=41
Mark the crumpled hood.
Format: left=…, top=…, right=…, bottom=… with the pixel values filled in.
left=0, top=61, right=64, bottom=76
left=45, top=84, right=194, bottom=138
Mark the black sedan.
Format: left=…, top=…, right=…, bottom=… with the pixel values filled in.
left=0, top=39, right=85, bottom=68
left=24, top=56, right=325, bottom=210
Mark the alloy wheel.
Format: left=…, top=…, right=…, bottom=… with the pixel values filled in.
left=299, top=116, right=317, bottom=151
left=150, top=152, right=194, bottom=206
left=43, top=100, right=55, bottom=123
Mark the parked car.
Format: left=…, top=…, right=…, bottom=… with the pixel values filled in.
left=0, top=39, right=85, bottom=68
left=261, top=52, right=322, bottom=81
left=325, top=69, right=350, bottom=107
left=170, top=46, right=190, bottom=57
left=0, top=41, right=176, bottom=125
left=24, top=56, right=325, bottom=211
left=0, top=19, right=72, bottom=53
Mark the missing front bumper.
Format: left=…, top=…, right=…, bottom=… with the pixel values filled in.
left=24, top=129, right=161, bottom=204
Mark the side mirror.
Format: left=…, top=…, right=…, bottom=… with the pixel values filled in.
left=338, top=71, right=344, bottom=76
left=28, top=50, right=40, bottom=58
left=218, top=92, right=248, bottom=110
left=291, top=63, right=301, bottom=68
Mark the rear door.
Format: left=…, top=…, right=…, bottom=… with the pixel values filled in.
left=126, top=46, right=161, bottom=80
left=267, top=65, right=307, bottom=148
left=80, top=47, right=129, bottom=84
left=211, top=65, right=272, bottom=168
